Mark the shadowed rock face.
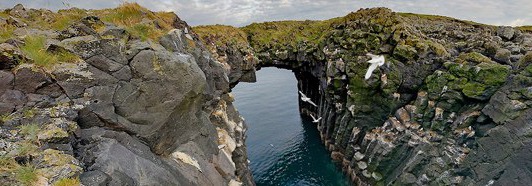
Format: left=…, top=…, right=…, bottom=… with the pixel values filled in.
left=0, top=4, right=253, bottom=186
left=195, top=8, right=532, bottom=186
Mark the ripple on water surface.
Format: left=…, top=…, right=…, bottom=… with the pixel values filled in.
left=232, top=68, right=351, bottom=186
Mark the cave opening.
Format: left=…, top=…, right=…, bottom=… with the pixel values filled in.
left=231, top=66, right=351, bottom=185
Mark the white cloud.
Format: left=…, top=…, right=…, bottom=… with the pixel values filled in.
left=0, top=0, right=531, bottom=27
left=509, top=19, right=527, bottom=26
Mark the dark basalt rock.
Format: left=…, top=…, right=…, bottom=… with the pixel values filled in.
left=0, top=43, right=25, bottom=70
left=194, top=7, right=532, bottom=186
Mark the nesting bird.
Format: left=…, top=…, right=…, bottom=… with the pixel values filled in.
left=364, top=53, right=386, bottom=80
left=298, top=91, right=318, bottom=107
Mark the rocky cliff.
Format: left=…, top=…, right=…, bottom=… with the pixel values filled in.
left=0, top=3, right=252, bottom=186
left=195, top=8, right=532, bottom=186
left=1, top=3, right=532, bottom=186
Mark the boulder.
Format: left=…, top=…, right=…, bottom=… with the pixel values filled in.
left=0, top=43, right=25, bottom=70
left=14, top=67, right=52, bottom=94
left=0, top=71, right=14, bottom=96
left=8, top=4, right=29, bottom=19
left=497, top=26, right=515, bottom=41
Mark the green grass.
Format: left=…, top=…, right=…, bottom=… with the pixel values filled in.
left=0, top=24, right=15, bottom=43
left=97, top=3, right=174, bottom=41
left=194, top=25, right=249, bottom=49
left=0, top=156, right=18, bottom=171
left=1, top=113, right=14, bottom=123
left=21, top=36, right=58, bottom=66
left=15, top=165, right=38, bottom=186
left=20, top=36, right=79, bottom=67
left=51, top=9, right=88, bottom=30
left=16, top=142, right=38, bottom=156
left=22, top=108, right=36, bottom=119
left=518, top=26, right=532, bottom=33
left=241, top=19, right=339, bottom=52
left=398, top=12, right=489, bottom=27
left=19, top=124, right=40, bottom=142
left=0, top=10, right=9, bottom=18
left=126, top=23, right=163, bottom=41
left=53, top=177, right=81, bottom=186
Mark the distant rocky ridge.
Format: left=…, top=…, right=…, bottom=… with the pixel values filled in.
left=195, top=8, right=532, bottom=186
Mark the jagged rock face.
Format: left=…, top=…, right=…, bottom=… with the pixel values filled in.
left=0, top=4, right=253, bottom=186
left=196, top=7, right=532, bottom=186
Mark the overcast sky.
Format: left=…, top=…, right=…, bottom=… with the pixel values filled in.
left=1, top=0, right=531, bottom=27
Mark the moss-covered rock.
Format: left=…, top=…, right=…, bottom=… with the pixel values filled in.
left=456, top=52, right=493, bottom=64
left=393, top=44, right=418, bottom=62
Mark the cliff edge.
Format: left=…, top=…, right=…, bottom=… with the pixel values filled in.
left=195, top=8, right=532, bottom=186
left=0, top=3, right=253, bottom=186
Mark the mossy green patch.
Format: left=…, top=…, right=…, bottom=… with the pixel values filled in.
left=456, top=52, right=493, bottom=64
left=474, top=62, right=510, bottom=85
left=429, top=61, right=510, bottom=100
left=462, top=82, right=487, bottom=99
left=242, top=18, right=340, bottom=52
left=518, top=52, right=532, bottom=69
left=53, top=177, right=81, bottom=186
left=393, top=44, right=418, bottom=61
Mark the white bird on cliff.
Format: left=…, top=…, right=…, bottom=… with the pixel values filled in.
left=310, top=114, right=322, bottom=123
left=298, top=91, right=318, bottom=107
left=364, top=53, right=386, bottom=80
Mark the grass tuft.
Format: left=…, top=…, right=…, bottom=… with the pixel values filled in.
left=1, top=113, right=14, bottom=123
left=21, top=36, right=57, bottom=66
left=53, top=177, right=81, bottom=186
left=518, top=26, right=532, bottom=33
left=97, top=3, right=176, bottom=41
left=15, top=165, right=38, bottom=186
left=19, top=124, right=40, bottom=142
left=21, top=36, right=79, bottom=67
left=0, top=24, right=15, bottom=43
left=16, top=142, right=38, bottom=156
left=126, top=23, right=163, bottom=41
left=0, top=156, right=18, bottom=171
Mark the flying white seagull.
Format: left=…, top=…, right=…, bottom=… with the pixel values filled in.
left=298, top=91, right=318, bottom=107
left=364, top=53, right=386, bottom=80
left=310, top=114, right=322, bottom=123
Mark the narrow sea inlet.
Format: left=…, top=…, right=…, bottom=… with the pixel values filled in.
left=232, top=68, right=350, bottom=186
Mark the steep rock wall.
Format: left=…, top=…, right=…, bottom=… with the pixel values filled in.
left=195, top=8, right=532, bottom=186
left=0, top=4, right=253, bottom=186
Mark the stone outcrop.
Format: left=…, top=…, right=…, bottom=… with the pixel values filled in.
left=195, top=8, right=532, bottom=186
left=0, top=4, right=253, bottom=186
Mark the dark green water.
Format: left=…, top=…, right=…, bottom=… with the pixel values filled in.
left=232, top=68, right=351, bottom=186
